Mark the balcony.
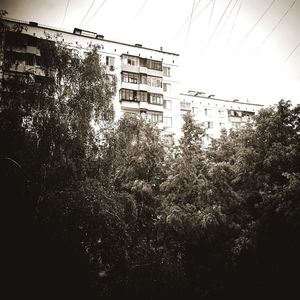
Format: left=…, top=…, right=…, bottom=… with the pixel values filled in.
left=120, top=100, right=140, bottom=111
left=26, top=46, right=40, bottom=55
left=121, top=81, right=140, bottom=91
left=121, top=64, right=139, bottom=73
left=229, top=116, right=242, bottom=123
left=180, top=101, right=191, bottom=110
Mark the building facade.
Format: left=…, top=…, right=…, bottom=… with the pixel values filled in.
left=0, top=18, right=263, bottom=145
left=180, top=91, right=263, bottom=146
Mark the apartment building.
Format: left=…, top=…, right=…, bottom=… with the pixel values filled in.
left=0, top=18, right=263, bottom=145
left=0, top=18, right=181, bottom=138
left=180, top=91, right=264, bottom=146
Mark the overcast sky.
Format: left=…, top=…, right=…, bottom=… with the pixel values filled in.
left=2, top=0, right=300, bottom=106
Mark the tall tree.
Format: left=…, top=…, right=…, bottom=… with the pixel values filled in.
left=0, top=25, right=117, bottom=299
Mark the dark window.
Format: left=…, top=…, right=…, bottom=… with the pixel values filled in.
left=5, top=31, right=27, bottom=47
left=119, top=89, right=147, bottom=102
left=147, top=59, right=162, bottom=71
left=26, top=54, right=35, bottom=66
left=122, top=72, right=139, bottom=84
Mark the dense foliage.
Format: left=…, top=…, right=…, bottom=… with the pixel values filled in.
left=1, top=17, right=299, bottom=299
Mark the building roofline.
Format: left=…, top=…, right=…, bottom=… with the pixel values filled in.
left=3, top=18, right=180, bottom=57
left=180, top=92, right=264, bottom=107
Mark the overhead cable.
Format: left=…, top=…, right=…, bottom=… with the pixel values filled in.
left=283, top=40, right=300, bottom=65
left=199, top=0, right=233, bottom=59
left=235, top=0, right=277, bottom=52
left=186, top=0, right=197, bottom=42
left=226, top=0, right=243, bottom=48
left=193, top=0, right=215, bottom=23
left=175, top=0, right=203, bottom=37
left=133, top=0, right=149, bottom=19
left=61, top=0, right=71, bottom=27
left=84, top=0, right=108, bottom=26
left=207, top=0, right=216, bottom=29
left=214, top=0, right=240, bottom=41
left=80, top=0, right=97, bottom=27
left=252, top=0, right=297, bottom=57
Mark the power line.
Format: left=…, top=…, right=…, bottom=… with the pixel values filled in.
left=252, top=0, right=297, bottom=57
left=80, top=0, right=97, bottom=27
left=61, top=0, right=70, bottom=27
left=235, top=0, right=277, bottom=52
left=84, top=0, right=108, bottom=26
left=133, top=0, right=149, bottom=19
left=199, top=0, right=233, bottom=59
left=207, top=0, right=216, bottom=29
left=226, top=0, right=243, bottom=49
left=186, top=0, right=197, bottom=42
left=193, top=0, right=215, bottom=23
left=175, top=0, right=203, bottom=37
left=283, top=40, right=300, bottom=65
left=214, top=0, right=239, bottom=41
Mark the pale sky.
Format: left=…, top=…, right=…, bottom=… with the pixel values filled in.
left=2, top=0, right=300, bottom=106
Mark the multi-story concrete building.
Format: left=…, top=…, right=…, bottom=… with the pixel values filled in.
left=180, top=91, right=263, bottom=146
left=0, top=18, right=263, bottom=145
left=0, top=18, right=181, bottom=137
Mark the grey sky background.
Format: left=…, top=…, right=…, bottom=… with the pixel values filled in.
left=1, top=0, right=300, bottom=106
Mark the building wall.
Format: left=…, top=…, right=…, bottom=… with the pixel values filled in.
left=1, top=19, right=263, bottom=144
left=2, top=19, right=181, bottom=135
left=179, top=92, right=264, bottom=146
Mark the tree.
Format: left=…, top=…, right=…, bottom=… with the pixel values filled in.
left=98, top=114, right=170, bottom=298
left=206, top=100, right=300, bottom=299
left=158, top=114, right=235, bottom=298
left=0, top=25, right=117, bottom=299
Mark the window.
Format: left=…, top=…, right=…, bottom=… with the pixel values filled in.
left=123, top=54, right=139, bottom=66
left=139, top=58, right=147, bottom=67
left=163, top=83, right=171, bottom=93
left=148, top=112, right=163, bottom=123
left=5, top=51, right=34, bottom=68
left=205, top=108, right=212, bottom=117
left=122, top=72, right=139, bottom=84
left=147, top=59, right=162, bottom=71
left=106, top=56, right=115, bottom=68
left=192, top=107, right=198, bottom=115
left=163, top=66, right=171, bottom=76
left=163, top=117, right=172, bottom=128
left=219, top=122, right=225, bottom=129
left=138, top=91, right=148, bottom=102
left=119, top=89, right=147, bottom=102
left=35, top=56, right=41, bottom=66
left=149, top=93, right=163, bottom=105
left=163, top=100, right=172, bottom=110
left=218, top=110, right=225, bottom=117
left=140, top=73, right=147, bottom=84
left=229, top=110, right=242, bottom=117
left=180, top=101, right=191, bottom=110
left=26, top=54, right=35, bottom=66
left=147, top=75, right=162, bottom=88
left=119, top=89, right=137, bottom=101
left=207, top=121, right=213, bottom=129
